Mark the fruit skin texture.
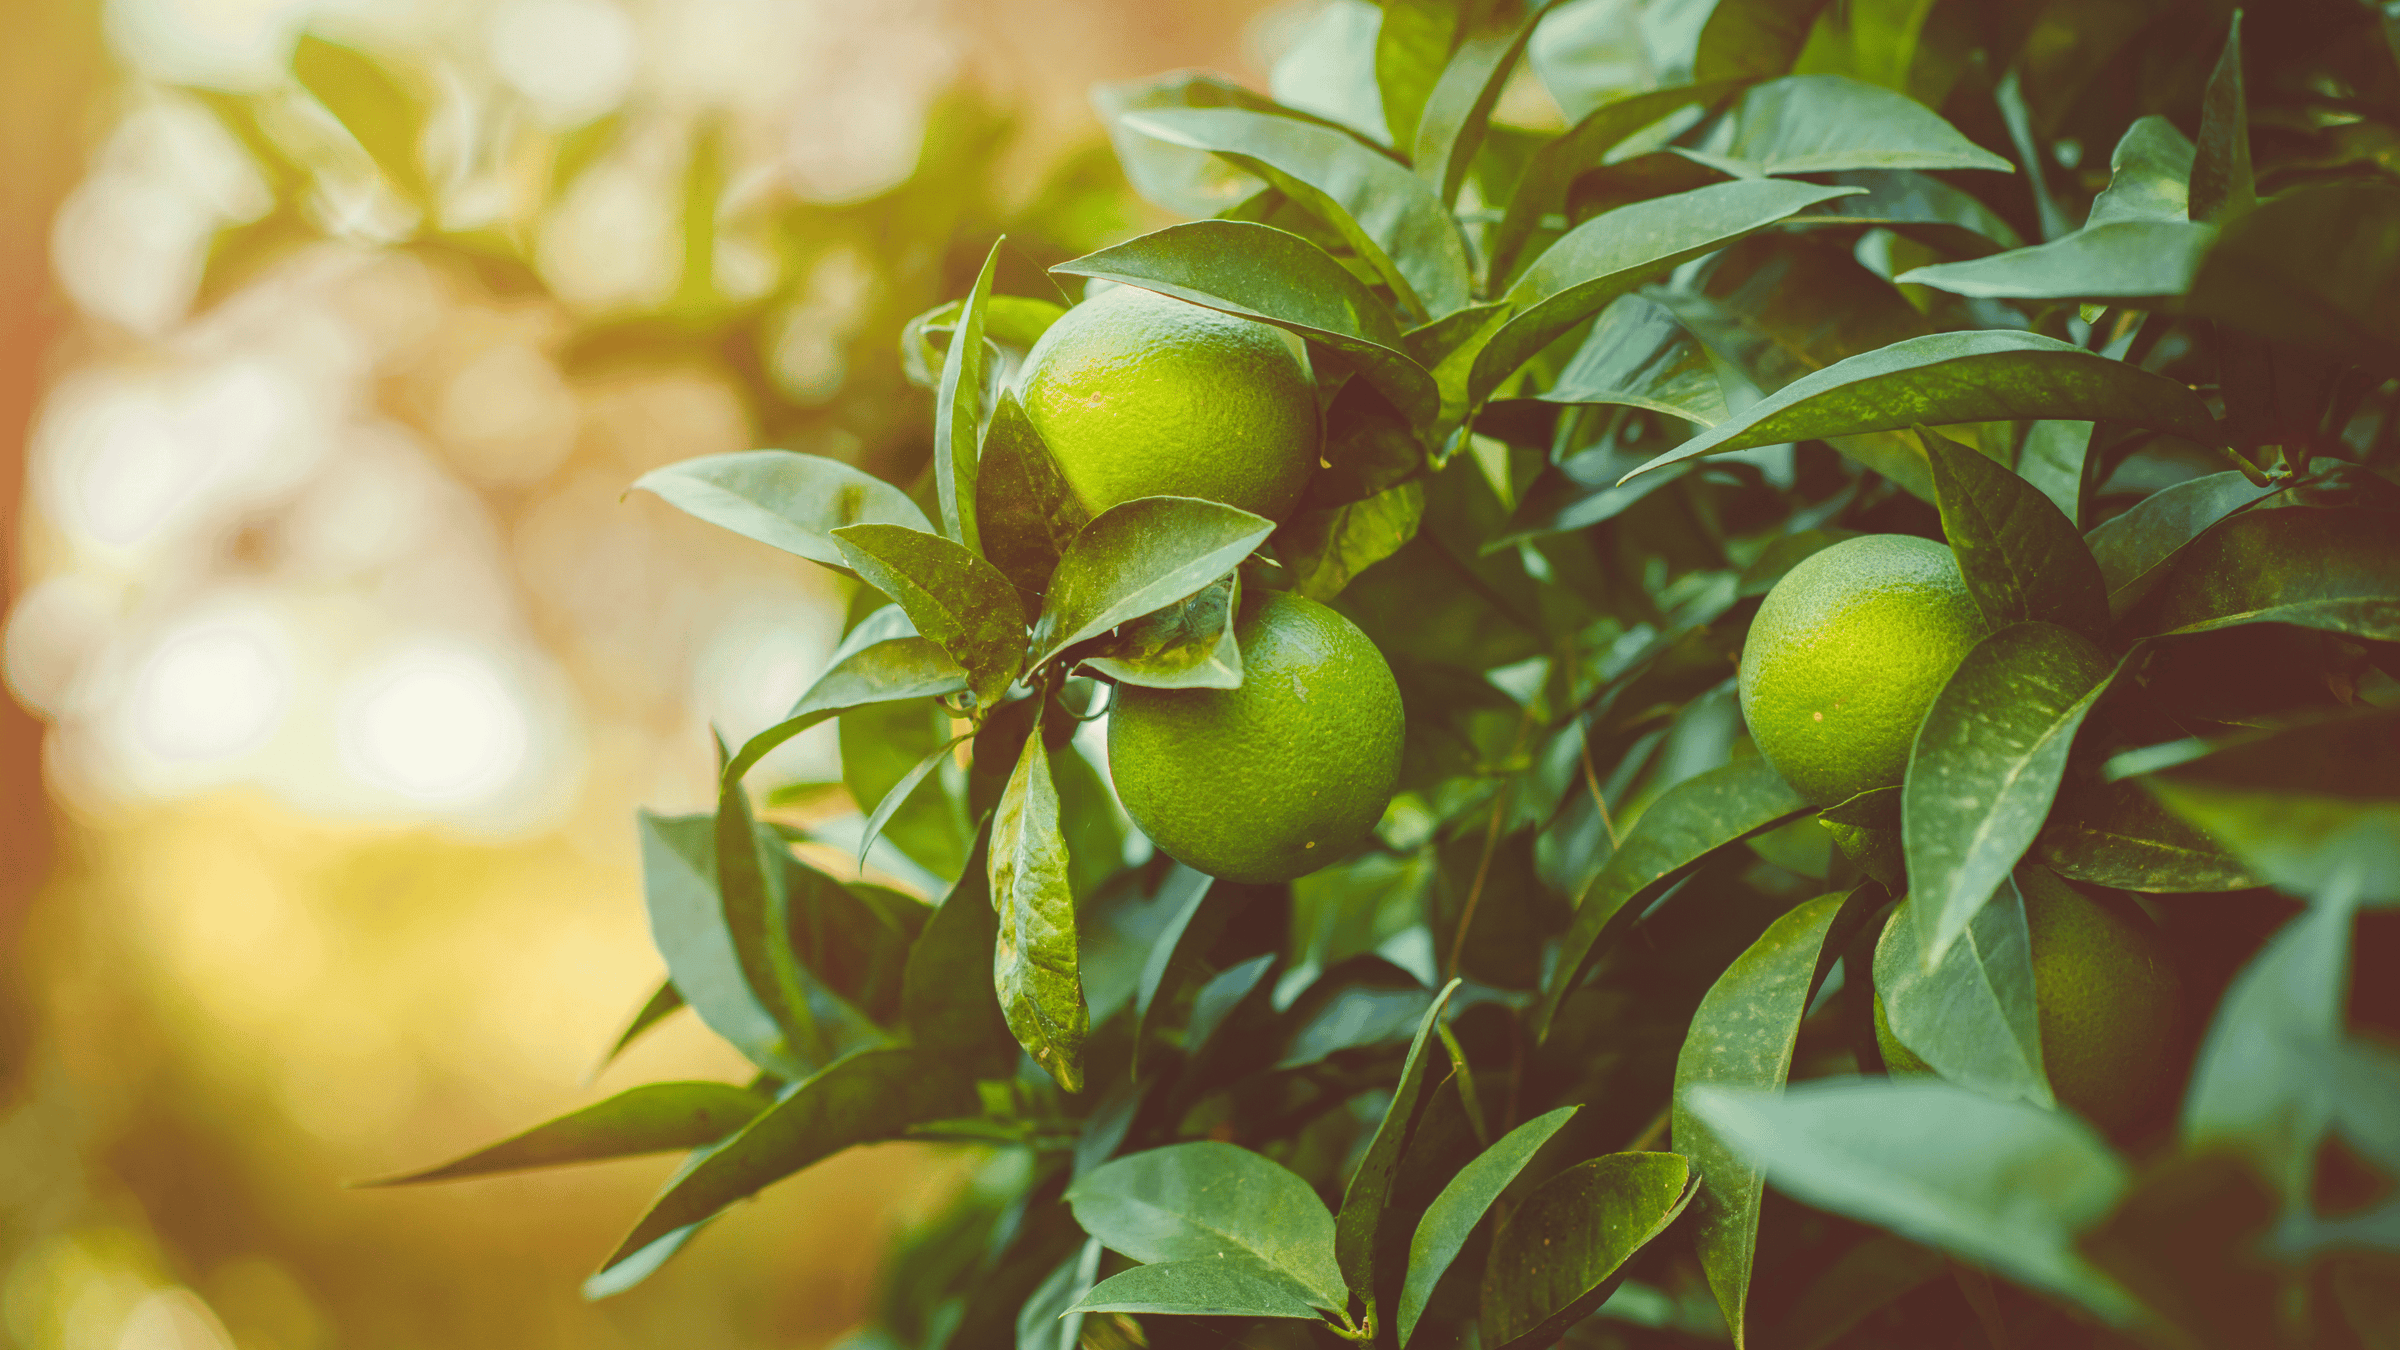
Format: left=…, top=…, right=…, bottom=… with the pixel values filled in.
left=1738, top=534, right=1985, bottom=806
left=1017, top=284, right=1318, bottom=522
left=1108, top=591, right=1403, bottom=884
left=1874, top=867, right=2184, bottom=1135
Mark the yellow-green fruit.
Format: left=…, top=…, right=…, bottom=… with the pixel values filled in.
left=1107, top=591, right=1403, bottom=883
left=1018, top=284, right=1318, bottom=521
left=1874, top=868, right=2184, bottom=1134
left=1738, top=534, right=1984, bottom=805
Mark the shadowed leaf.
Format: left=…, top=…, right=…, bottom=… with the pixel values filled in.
left=1479, top=1153, right=1697, bottom=1349
left=975, top=390, right=1089, bottom=615
left=1081, top=573, right=1242, bottom=690
left=1068, top=1141, right=1347, bottom=1310
left=1876, top=880, right=2052, bottom=1108
left=1337, top=979, right=1462, bottom=1316
left=363, top=1083, right=768, bottom=1185
left=1924, top=430, right=2108, bottom=642
left=1277, top=480, right=1425, bottom=602
left=1398, top=1105, right=1578, bottom=1346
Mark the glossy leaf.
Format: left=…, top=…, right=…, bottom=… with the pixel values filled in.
left=1875, top=882, right=2052, bottom=1108
left=1902, top=623, right=2116, bottom=969
left=1801, top=168, right=2025, bottom=256
left=1064, top=1260, right=1323, bottom=1319
left=933, top=240, right=1002, bottom=552
left=2128, top=507, right=2400, bottom=642
left=598, top=1049, right=978, bottom=1274
left=1683, top=1080, right=2139, bottom=1323
left=2188, top=13, right=2253, bottom=224
left=1621, top=331, right=2223, bottom=484
left=1028, top=496, right=1274, bottom=669
left=638, top=812, right=800, bottom=1077
left=1673, top=890, right=1851, bottom=1347
left=1526, top=294, right=1729, bottom=426
left=1398, top=1105, right=1579, bottom=1346
left=1534, top=755, right=1810, bottom=1040
left=1683, top=75, right=2013, bottom=176
left=1276, top=480, right=1425, bottom=602
left=1067, top=1141, right=1347, bottom=1311
left=902, top=828, right=1017, bottom=1075
left=1374, top=0, right=1458, bottom=150
left=989, top=712, right=1085, bottom=1090
left=832, top=524, right=1025, bottom=709
left=975, top=389, right=1090, bottom=614
left=1478, top=1152, right=1697, bottom=1350
left=2084, top=470, right=2283, bottom=618
left=1411, top=1, right=1551, bottom=208
left=2035, top=774, right=2262, bottom=894
left=1081, top=572, right=1242, bottom=689
left=1896, top=220, right=2214, bottom=301
left=2183, top=184, right=2400, bottom=375
left=1122, top=108, right=1469, bottom=319
left=1466, top=178, right=1862, bottom=411
left=363, top=1082, right=768, bottom=1185
left=632, top=450, right=932, bottom=570
left=2088, top=117, right=2196, bottom=227
left=1053, top=221, right=1440, bottom=426
left=291, top=37, right=431, bottom=208
left=1336, top=978, right=1461, bottom=1314
left=1924, top=431, right=2108, bottom=642
left=720, top=633, right=964, bottom=789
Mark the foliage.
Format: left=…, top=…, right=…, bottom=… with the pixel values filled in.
left=210, top=1, right=2400, bottom=1346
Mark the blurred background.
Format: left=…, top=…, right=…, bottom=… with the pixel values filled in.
left=0, top=1, right=1424, bottom=1345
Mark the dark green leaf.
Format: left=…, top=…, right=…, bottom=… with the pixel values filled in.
left=1081, top=573, right=1242, bottom=690
left=1276, top=480, right=1425, bottom=602
left=2016, top=420, right=2093, bottom=529
left=1020, top=1239, right=1103, bottom=1350
left=1622, top=332, right=2223, bottom=485
left=2188, top=13, right=2253, bottom=225
left=1765, top=1234, right=1946, bottom=1350
left=1875, top=881, right=2051, bottom=1107
left=1478, top=1152, right=1698, bottom=1350
left=715, top=755, right=832, bottom=1070
left=975, top=390, right=1090, bottom=616
left=2182, top=184, right=2400, bottom=375
left=903, top=827, right=1018, bottom=1075
left=1130, top=863, right=1218, bottom=1040
left=1064, top=1260, right=1323, bottom=1318
left=1125, top=108, right=1470, bottom=319
left=1526, top=294, right=1729, bottom=426
left=1412, top=2, right=1553, bottom=209
left=783, top=869, right=925, bottom=1027
left=291, top=36, right=430, bottom=208
left=1694, top=0, right=1823, bottom=81
left=1902, top=623, right=2116, bottom=969
left=1028, top=496, right=1274, bottom=669
left=1053, top=221, right=1439, bottom=427
left=1681, top=75, right=2012, bottom=176
left=1466, top=178, right=1863, bottom=411
left=361, top=1082, right=767, bottom=1185
left=856, top=732, right=972, bottom=871
left=1682, top=1080, right=2138, bottom=1322
left=989, top=712, right=1085, bottom=1090
left=1398, top=1106, right=1578, bottom=1347
left=2127, top=507, right=2400, bottom=641
left=633, top=450, right=931, bottom=569
left=1925, top=430, right=2108, bottom=642
left=1819, top=786, right=1906, bottom=891
left=832, top=524, right=1025, bottom=709
left=1534, top=755, right=1810, bottom=1040
left=1311, top=375, right=1427, bottom=509
left=637, top=811, right=801, bottom=1077
left=1336, top=978, right=1462, bottom=1314
left=1895, top=220, right=2214, bottom=301
left=1673, top=890, right=1851, bottom=1347
left=934, top=240, right=1003, bottom=552
left=2085, top=470, right=2283, bottom=618
left=2035, top=774, right=2262, bottom=894
left=1066, top=1141, right=1347, bottom=1310
left=598, top=1048, right=978, bottom=1274
left=1376, top=0, right=1463, bottom=151
left=1799, top=169, right=2026, bottom=257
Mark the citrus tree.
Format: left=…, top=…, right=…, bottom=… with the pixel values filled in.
left=365, top=1, right=2399, bottom=1346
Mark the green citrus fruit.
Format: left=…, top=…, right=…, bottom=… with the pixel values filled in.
left=1874, top=867, right=2183, bottom=1134
left=1017, top=284, right=1318, bottom=522
left=1738, top=534, right=1984, bottom=805
left=1107, top=590, right=1403, bottom=883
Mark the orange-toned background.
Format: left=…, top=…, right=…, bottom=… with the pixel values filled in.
left=0, top=3, right=1316, bottom=1346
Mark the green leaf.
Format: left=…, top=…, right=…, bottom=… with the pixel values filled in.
left=2088, top=117, right=2196, bottom=227
left=902, top=827, right=1017, bottom=1075
left=2183, top=184, right=2400, bottom=376
left=632, top=450, right=932, bottom=569
left=1875, top=881, right=2051, bottom=1108
left=1081, top=573, right=1242, bottom=690
left=1620, top=331, right=2223, bottom=485
left=2084, top=470, right=2283, bottom=618
left=934, top=240, right=1003, bottom=552
left=2035, top=774, right=2262, bottom=894
left=1799, top=169, right=2026, bottom=257
left=1053, top=221, right=1439, bottom=427
left=856, top=732, right=972, bottom=871
left=1130, top=863, right=1219, bottom=1042
left=1398, top=1105, right=1579, bottom=1347
left=2188, top=13, right=2253, bottom=224
left=597, top=1048, right=978, bottom=1275
left=1895, top=220, right=2214, bottom=301
left=361, top=1082, right=768, bottom=1185
left=2113, top=709, right=2400, bottom=905
left=1682, top=75, right=2012, bottom=176
left=1682, top=1080, right=2139, bottom=1322
left=1924, top=430, right=2108, bottom=642
left=2016, top=420, right=2093, bottom=529
left=1534, top=755, right=1810, bottom=1040
left=1092, top=72, right=1280, bottom=217
left=975, top=390, right=1090, bottom=616
left=1312, top=374, right=1429, bottom=508
left=1276, top=480, right=1425, bottom=602
left=637, top=812, right=801, bottom=1077
left=989, top=711, right=1085, bottom=1091
left=2126, top=506, right=2400, bottom=642
left=1466, top=178, right=1864, bottom=411
left=1489, top=81, right=1748, bottom=289
left=1902, top=623, right=2116, bottom=969
left=1028, top=496, right=1274, bottom=669
left=1128, top=108, right=1470, bottom=320
left=1478, top=1152, right=1698, bottom=1350
left=719, top=609, right=967, bottom=788
left=1066, top=1141, right=1347, bottom=1311
left=1021, top=1240, right=1104, bottom=1350
left=1673, top=890, right=1852, bottom=1348
left=832, top=524, right=1025, bottom=710
left=1763, top=1234, right=1946, bottom=1350
left=593, top=979, right=685, bottom=1077
left=900, top=293, right=1066, bottom=389
left=1375, top=0, right=1462, bottom=151
left=1524, top=294, right=1729, bottom=426
left=784, top=871, right=926, bottom=1027
left=714, top=754, right=831, bottom=1070
left=1336, top=978, right=1462, bottom=1315
left=291, top=36, right=430, bottom=209
left=1412, top=2, right=1553, bottom=209
left=1820, top=786, right=1906, bottom=892
left=1064, top=1259, right=1323, bottom=1319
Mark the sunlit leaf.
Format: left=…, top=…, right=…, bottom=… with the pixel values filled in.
left=1375, top=0, right=1463, bottom=151
left=989, top=711, right=1085, bottom=1090
left=362, top=1082, right=768, bottom=1185
left=633, top=450, right=931, bottom=569
left=1028, top=496, right=1273, bottom=669
left=933, top=240, right=1002, bottom=552
left=833, top=524, right=1025, bottom=709
left=1478, top=1152, right=1697, bottom=1350
left=1065, top=1260, right=1323, bottom=1318
left=638, top=812, right=801, bottom=1078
